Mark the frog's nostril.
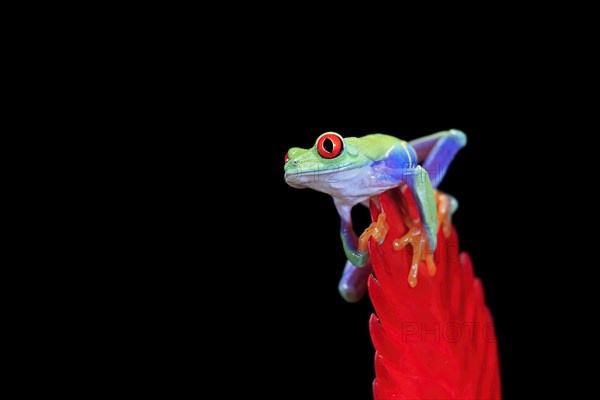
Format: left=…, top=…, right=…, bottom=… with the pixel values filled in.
left=284, top=152, right=289, bottom=164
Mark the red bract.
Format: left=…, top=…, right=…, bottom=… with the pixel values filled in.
left=367, top=186, right=501, bottom=399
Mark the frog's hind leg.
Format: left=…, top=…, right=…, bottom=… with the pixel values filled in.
left=409, top=129, right=467, bottom=188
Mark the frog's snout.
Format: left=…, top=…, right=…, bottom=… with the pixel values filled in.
left=286, top=147, right=302, bottom=160
left=284, top=147, right=302, bottom=170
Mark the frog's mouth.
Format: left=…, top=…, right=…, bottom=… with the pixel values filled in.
left=284, top=163, right=357, bottom=188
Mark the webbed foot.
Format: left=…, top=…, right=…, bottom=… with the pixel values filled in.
left=393, top=224, right=436, bottom=288
left=358, top=213, right=388, bottom=253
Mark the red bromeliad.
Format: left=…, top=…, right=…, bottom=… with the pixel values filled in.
left=367, top=185, right=501, bottom=399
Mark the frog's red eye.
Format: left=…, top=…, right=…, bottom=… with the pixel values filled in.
left=284, top=152, right=289, bottom=164
left=316, top=132, right=344, bottom=159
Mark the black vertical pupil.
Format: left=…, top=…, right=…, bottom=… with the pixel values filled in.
left=323, top=138, right=334, bottom=152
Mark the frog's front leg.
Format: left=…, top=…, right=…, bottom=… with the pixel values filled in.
left=336, top=202, right=388, bottom=302
left=336, top=203, right=370, bottom=268
left=336, top=203, right=388, bottom=266
left=338, top=260, right=372, bottom=303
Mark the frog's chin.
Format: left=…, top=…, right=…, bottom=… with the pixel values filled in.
left=284, top=171, right=318, bottom=189
left=285, top=169, right=344, bottom=189
left=284, top=163, right=357, bottom=189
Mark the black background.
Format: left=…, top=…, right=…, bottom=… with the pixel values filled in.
left=59, top=14, right=591, bottom=398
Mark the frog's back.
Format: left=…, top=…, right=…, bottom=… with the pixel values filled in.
left=346, top=133, right=407, bottom=161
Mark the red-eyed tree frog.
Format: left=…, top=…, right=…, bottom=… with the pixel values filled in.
left=284, top=130, right=466, bottom=302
